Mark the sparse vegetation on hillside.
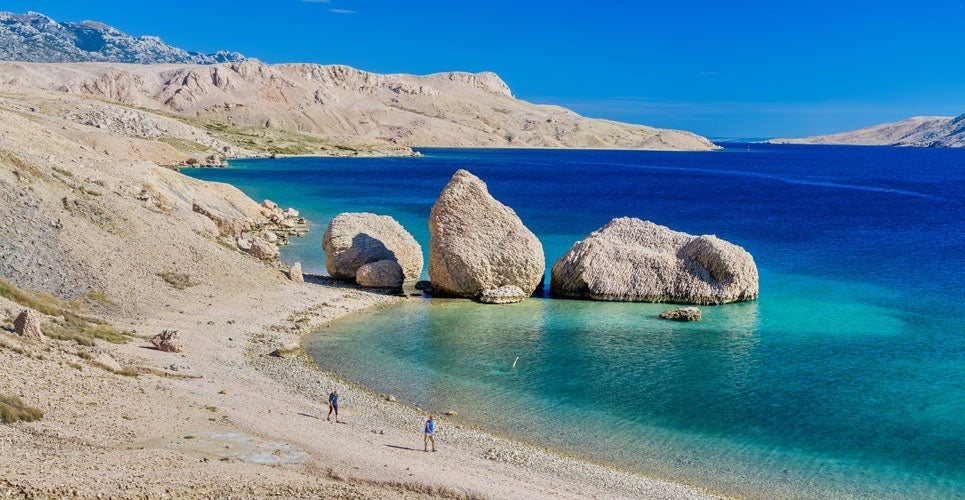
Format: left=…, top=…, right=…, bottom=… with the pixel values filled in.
left=0, top=395, right=43, bottom=423
left=1, top=151, right=45, bottom=179
left=172, top=115, right=388, bottom=156
left=0, top=278, right=131, bottom=344
left=159, top=272, right=197, bottom=290
left=157, top=137, right=211, bottom=157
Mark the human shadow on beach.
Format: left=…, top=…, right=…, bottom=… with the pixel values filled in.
left=298, top=412, right=320, bottom=419
left=385, top=444, right=422, bottom=452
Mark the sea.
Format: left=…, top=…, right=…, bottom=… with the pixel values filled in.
left=183, top=144, right=964, bottom=498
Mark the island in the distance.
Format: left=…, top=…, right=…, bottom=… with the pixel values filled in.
left=769, top=114, right=964, bottom=147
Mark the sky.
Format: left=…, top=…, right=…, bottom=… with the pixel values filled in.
left=5, top=1, right=965, bottom=138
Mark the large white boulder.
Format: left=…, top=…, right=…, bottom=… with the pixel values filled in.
left=322, top=212, right=423, bottom=281
left=428, top=170, right=544, bottom=303
left=551, top=217, right=758, bottom=304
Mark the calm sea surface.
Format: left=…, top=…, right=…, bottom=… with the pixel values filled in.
left=185, top=144, right=964, bottom=498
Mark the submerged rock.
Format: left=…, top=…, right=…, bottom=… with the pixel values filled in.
left=659, top=307, right=702, bottom=321
left=551, top=217, right=758, bottom=304
left=428, top=170, right=544, bottom=303
left=13, top=309, right=43, bottom=340
left=322, top=212, right=423, bottom=281
left=479, top=285, right=527, bottom=304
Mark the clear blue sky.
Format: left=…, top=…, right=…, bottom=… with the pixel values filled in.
left=6, top=1, right=965, bottom=138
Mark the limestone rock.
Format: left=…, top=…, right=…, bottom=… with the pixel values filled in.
left=479, top=285, right=528, bottom=304
left=322, top=212, right=423, bottom=281
left=236, top=237, right=252, bottom=252
left=151, top=330, right=184, bottom=353
left=261, top=199, right=278, bottom=210
left=13, top=309, right=43, bottom=340
left=192, top=201, right=249, bottom=237
left=355, top=259, right=405, bottom=288
left=428, top=170, right=544, bottom=302
left=289, top=262, right=304, bottom=282
left=551, top=217, right=758, bottom=304
left=659, top=307, right=703, bottom=321
left=248, top=237, right=279, bottom=260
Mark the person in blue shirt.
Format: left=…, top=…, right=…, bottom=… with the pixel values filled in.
left=424, top=414, right=436, bottom=452
left=327, top=389, right=339, bottom=423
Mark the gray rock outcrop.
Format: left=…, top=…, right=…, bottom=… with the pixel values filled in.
left=356, top=259, right=405, bottom=289
left=151, top=329, right=184, bottom=353
left=13, top=309, right=43, bottom=340
left=428, top=170, right=544, bottom=303
left=551, top=217, right=758, bottom=304
left=322, top=213, right=423, bottom=281
left=660, top=307, right=703, bottom=321
left=0, top=11, right=245, bottom=64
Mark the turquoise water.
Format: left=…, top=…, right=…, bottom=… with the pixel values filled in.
left=185, top=145, right=964, bottom=498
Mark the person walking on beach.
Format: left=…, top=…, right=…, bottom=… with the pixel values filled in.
left=424, top=414, right=436, bottom=452
left=327, top=388, right=339, bottom=423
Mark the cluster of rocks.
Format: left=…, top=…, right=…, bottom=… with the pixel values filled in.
left=192, top=199, right=306, bottom=263
left=317, top=169, right=758, bottom=306
left=179, top=154, right=225, bottom=167
left=322, top=212, right=423, bottom=289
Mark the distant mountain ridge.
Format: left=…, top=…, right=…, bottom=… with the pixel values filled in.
left=0, top=11, right=244, bottom=64
left=770, top=114, right=965, bottom=148
left=0, top=11, right=717, bottom=151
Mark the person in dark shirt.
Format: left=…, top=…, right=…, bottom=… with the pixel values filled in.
left=327, top=388, right=339, bottom=423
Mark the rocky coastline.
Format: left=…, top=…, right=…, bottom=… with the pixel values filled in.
left=0, top=50, right=730, bottom=497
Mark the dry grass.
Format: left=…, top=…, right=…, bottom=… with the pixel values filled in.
left=0, top=277, right=132, bottom=345
left=157, top=137, right=211, bottom=156
left=158, top=272, right=197, bottom=290
left=83, top=291, right=116, bottom=308
left=0, top=151, right=46, bottom=180
left=0, top=395, right=43, bottom=424
left=90, top=361, right=138, bottom=377
left=51, top=166, right=74, bottom=177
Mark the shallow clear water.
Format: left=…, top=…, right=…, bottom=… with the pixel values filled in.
left=185, top=144, right=965, bottom=498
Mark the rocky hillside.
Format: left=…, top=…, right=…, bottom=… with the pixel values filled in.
left=770, top=114, right=965, bottom=147
left=0, top=11, right=243, bottom=64
left=0, top=11, right=714, bottom=151
left=0, top=60, right=716, bottom=151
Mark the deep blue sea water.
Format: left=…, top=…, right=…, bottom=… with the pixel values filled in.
left=184, top=144, right=964, bottom=498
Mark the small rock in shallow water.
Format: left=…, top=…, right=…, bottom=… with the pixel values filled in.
left=659, top=307, right=702, bottom=322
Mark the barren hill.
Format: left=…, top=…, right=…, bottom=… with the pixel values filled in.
left=770, top=114, right=965, bottom=147
left=0, top=60, right=716, bottom=152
